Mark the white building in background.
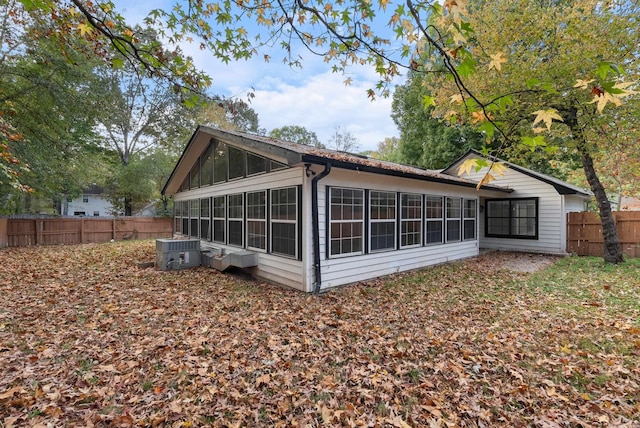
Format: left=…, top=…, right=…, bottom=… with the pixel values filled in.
left=63, top=185, right=115, bottom=217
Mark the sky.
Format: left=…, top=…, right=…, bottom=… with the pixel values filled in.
left=118, top=2, right=402, bottom=152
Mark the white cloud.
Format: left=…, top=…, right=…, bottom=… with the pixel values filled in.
left=116, top=0, right=401, bottom=152
left=248, top=71, right=397, bottom=151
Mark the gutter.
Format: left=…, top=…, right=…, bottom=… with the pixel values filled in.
left=311, top=162, right=332, bottom=294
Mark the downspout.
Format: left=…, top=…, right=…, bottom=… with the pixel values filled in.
left=311, top=162, right=331, bottom=294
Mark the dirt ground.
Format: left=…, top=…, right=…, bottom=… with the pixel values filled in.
left=476, top=250, right=561, bottom=272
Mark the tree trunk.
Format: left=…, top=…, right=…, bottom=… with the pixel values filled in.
left=565, top=107, right=623, bottom=263
left=124, top=197, right=132, bottom=217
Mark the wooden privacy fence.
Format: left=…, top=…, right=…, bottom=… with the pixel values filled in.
left=567, top=211, right=640, bottom=258
left=0, top=217, right=173, bottom=248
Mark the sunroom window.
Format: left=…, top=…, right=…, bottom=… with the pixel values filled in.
left=446, top=197, right=461, bottom=242
left=369, top=191, right=396, bottom=252
left=271, top=187, right=298, bottom=258
left=212, top=196, right=226, bottom=243
left=463, top=199, right=476, bottom=240
left=200, top=198, right=210, bottom=241
left=425, top=196, right=443, bottom=245
left=329, top=187, right=364, bottom=257
left=227, top=193, right=244, bottom=246
left=190, top=199, right=199, bottom=238
left=400, top=193, right=422, bottom=248
left=246, top=191, right=267, bottom=250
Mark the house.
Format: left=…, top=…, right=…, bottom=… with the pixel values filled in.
left=442, top=150, right=592, bottom=255
left=162, top=126, right=591, bottom=292
left=62, top=185, right=115, bottom=217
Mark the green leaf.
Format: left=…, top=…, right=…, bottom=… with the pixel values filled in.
left=520, top=135, right=547, bottom=152
left=456, top=58, right=477, bottom=79
left=422, top=95, right=436, bottom=109
left=111, top=57, right=125, bottom=69
left=525, top=78, right=540, bottom=89
left=596, top=61, right=621, bottom=80
left=478, top=121, right=496, bottom=140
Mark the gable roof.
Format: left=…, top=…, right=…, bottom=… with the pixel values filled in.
left=162, top=126, right=512, bottom=195
left=441, top=149, right=592, bottom=197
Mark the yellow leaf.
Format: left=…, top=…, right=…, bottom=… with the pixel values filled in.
left=532, top=109, right=563, bottom=131
left=344, top=77, right=353, bottom=86
left=77, top=22, right=93, bottom=36
left=490, top=162, right=508, bottom=177
left=573, top=79, right=594, bottom=89
left=488, top=52, right=507, bottom=71
left=450, top=94, right=463, bottom=104
left=560, top=343, right=571, bottom=354
left=457, top=158, right=478, bottom=176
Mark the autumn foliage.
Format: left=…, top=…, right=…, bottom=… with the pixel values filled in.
left=1, top=241, right=639, bottom=426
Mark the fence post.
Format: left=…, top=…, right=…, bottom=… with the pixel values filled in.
left=81, top=219, right=85, bottom=244
left=0, top=218, right=7, bottom=248
left=112, top=218, right=116, bottom=241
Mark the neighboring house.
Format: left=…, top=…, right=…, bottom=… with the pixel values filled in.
left=442, top=150, right=592, bottom=255
left=162, top=126, right=591, bottom=292
left=63, top=185, right=115, bottom=217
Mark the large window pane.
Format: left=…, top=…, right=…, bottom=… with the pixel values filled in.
left=200, top=198, right=210, bottom=240
left=189, top=160, right=200, bottom=189
left=369, top=191, right=396, bottom=252
left=329, top=187, right=364, bottom=256
left=400, top=193, right=422, bottom=248
left=213, top=141, right=227, bottom=183
left=227, top=193, right=243, bottom=246
left=247, top=152, right=267, bottom=175
left=200, top=143, right=214, bottom=187
left=486, top=198, right=538, bottom=239
left=446, top=197, right=461, bottom=242
left=247, top=191, right=266, bottom=250
left=271, top=187, right=298, bottom=258
left=228, top=146, right=246, bottom=180
left=463, top=199, right=476, bottom=241
left=212, top=196, right=225, bottom=243
left=425, top=196, right=443, bottom=245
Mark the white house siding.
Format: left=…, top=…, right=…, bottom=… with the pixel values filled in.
left=313, top=168, right=480, bottom=291
left=174, top=167, right=308, bottom=291
left=564, top=195, right=587, bottom=213
left=464, top=166, right=566, bottom=254
left=66, top=194, right=114, bottom=217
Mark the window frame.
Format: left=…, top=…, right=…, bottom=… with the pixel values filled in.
left=485, top=198, right=539, bottom=240
left=247, top=152, right=268, bottom=176
left=246, top=190, right=267, bottom=251
left=328, top=187, right=365, bottom=258
left=228, top=145, right=246, bottom=181
left=199, top=198, right=211, bottom=241
left=227, top=193, right=244, bottom=247
left=446, top=197, right=462, bottom=243
left=270, top=186, right=299, bottom=259
left=369, top=190, right=397, bottom=253
left=400, top=193, right=422, bottom=248
left=190, top=199, right=199, bottom=238
left=463, top=199, right=477, bottom=241
left=174, top=200, right=182, bottom=234
left=425, top=195, right=444, bottom=245
left=212, top=196, right=226, bottom=244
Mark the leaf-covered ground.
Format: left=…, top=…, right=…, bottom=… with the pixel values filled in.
left=1, top=241, right=639, bottom=427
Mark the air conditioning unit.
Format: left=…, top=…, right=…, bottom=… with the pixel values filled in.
left=156, top=239, right=201, bottom=271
